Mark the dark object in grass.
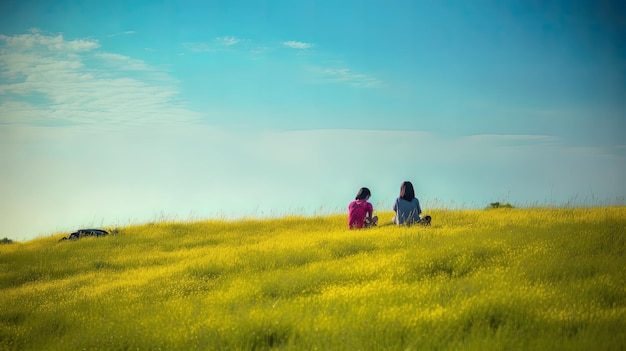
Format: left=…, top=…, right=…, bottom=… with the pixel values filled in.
left=417, top=215, right=431, bottom=226
left=364, top=217, right=378, bottom=228
left=60, top=229, right=109, bottom=241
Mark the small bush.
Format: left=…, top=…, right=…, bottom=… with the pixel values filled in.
left=488, top=202, right=514, bottom=209
left=1, top=237, right=13, bottom=244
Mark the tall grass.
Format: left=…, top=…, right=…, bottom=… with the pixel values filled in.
left=1, top=207, right=625, bottom=350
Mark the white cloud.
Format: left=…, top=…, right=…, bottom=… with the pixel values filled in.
left=250, top=46, right=269, bottom=55
left=94, top=52, right=152, bottom=71
left=0, top=31, right=200, bottom=126
left=107, top=31, right=136, bottom=37
left=182, top=36, right=241, bottom=52
left=216, top=36, right=240, bottom=46
left=184, top=38, right=312, bottom=55
left=283, top=41, right=314, bottom=49
left=0, top=29, right=99, bottom=52
left=321, top=67, right=381, bottom=88
left=180, top=37, right=380, bottom=90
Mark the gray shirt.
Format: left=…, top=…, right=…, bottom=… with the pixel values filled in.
left=393, top=197, right=422, bottom=225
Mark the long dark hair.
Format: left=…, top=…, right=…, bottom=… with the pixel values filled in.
left=355, top=187, right=371, bottom=200
left=399, top=181, right=415, bottom=201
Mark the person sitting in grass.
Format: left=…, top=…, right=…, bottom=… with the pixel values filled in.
left=393, top=181, right=430, bottom=225
left=348, top=187, right=378, bottom=229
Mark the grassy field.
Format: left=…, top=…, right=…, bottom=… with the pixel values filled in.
left=1, top=207, right=625, bottom=350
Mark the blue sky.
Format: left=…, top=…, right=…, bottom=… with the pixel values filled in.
left=1, top=0, right=625, bottom=241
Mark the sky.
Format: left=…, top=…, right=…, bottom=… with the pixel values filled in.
left=1, top=0, right=625, bottom=241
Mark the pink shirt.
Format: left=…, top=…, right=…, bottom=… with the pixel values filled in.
left=348, top=200, right=373, bottom=229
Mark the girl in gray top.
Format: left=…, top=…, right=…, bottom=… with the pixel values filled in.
left=393, top=181, right=422, bottom=225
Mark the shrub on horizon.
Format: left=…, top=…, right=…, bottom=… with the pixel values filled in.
left=488, top=202, right=514, bottom=209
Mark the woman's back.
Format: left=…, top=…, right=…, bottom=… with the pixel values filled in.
left=393, top=197, right=421, bottom=225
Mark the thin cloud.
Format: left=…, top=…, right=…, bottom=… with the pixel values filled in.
left=94, top=52, right=151, bottom=71
left=283, top=41, right=314, bottom=49
left=465, top=134, right=559, bottom=145
left=321, top=67, right=381, bottom=88
left=250, top=46, right=269, bottom=55
left=216, top=36, right=240, bottom=46
left=0, top=31, right=200, bottom=126
left=107, top=30, right=136, bottom=37
left=183, top=36, right=241, bottom=53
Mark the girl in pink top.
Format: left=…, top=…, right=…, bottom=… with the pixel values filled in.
left=348, top=187, right=378, bottom=229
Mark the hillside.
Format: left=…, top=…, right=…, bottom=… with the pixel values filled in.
left=1, top=207, right=625, bottom=350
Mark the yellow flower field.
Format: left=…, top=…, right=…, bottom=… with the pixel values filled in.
left=1, top=207, right=625, bottom=350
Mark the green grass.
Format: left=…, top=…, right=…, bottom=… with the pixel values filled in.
left=1, top=207, right=625, bottom=350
